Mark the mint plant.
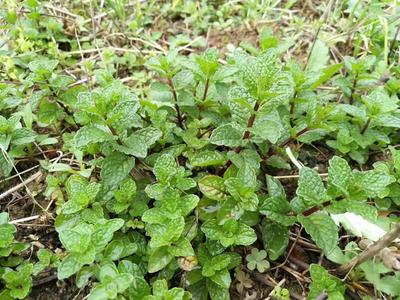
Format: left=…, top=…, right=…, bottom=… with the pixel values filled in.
left=0, top=213, right=31, bottom=299
left=308, top=264, right=345, bottom=299
left=142, top=154, right=198, bottom=273
left=329, top=89, right=400, bottom=163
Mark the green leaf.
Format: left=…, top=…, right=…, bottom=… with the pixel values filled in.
left=375, top=114, right=400, bottom=128
left=2, top=264, right=33, bottom=299
left=202, top=253, right=231, bottom=277
left=298, top=213, right=338, bottom=255
left=169, top=238, right=194, bottom=257
left=148, top=247, right=174, bottom=273
left=153, top=154, right=177, bottom=183
left=116, top=127, right=162, bottom=158
left=146, top=217, right=185, bottom=248
left=260, top=176, right=296, bottom=226
left=62, top=175, right=100, bottom=214
left=261, top=221, right=289, bottom=260
left=57, top=255, right=83, bottom=279
left=0, top=213, right=16, bottom=248
left=198, top=175, right=228, bottom=201
left=260, top=196, right=296, bottom=226
left=297, top=167, right=329, bottom=208
left=0, top=151, right=13, bottom=177
left=104, top=240, right=137, bottom=260
left=91, top=218, right=124, bottom=252
left=339, top=104, right=367, bottom=119
left=209, top=270, right=231, bottom=289
left=252, top=109, right=286, bottom=143
left=101, top=152, right=135, bottom=187
left=110, top=178, right=137, bottom=213
left=210, top=123, right=243, bottom=147
left=359, top=260, right=400, bottom=296
left=190, top=150, right=227, bottom=167
left=201, top=219, right=256, bottom=247
left=235, top=222, right=257, bottom=246
left=356, top=169, right=394, bottom=198
left=28, top=58, right=58, bottom=75
left=390, top=146, right=400, bottom=172
left=59, top=223, right=92, bottom=253
left=74, top=125, right=116, bottom=148
left=107, top=99, right=141, bottom=131
left=310, top=63, right=343, bottom=89
left=89, top=272, right=134, bottom=300
left=308, top=264, right=345, bottom=300
left=266, top=175, right=286, bottom=199
left=11, top=128, right=37, bottom=145
left=328, top=156, right=352, bottom=194
left=245, top=248, right=270, bottom=272
left=173, top=69, right=195, bottom=90
left=328, top=200, right=377, bottom=221
left=206, top=279, right=229, bottom=300
left=363, top=90, right=397, bottom=114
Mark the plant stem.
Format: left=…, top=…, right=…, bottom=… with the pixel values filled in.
left=193, top=80, right=199, bottom=97
left=388, top=25, right=400, bottom=63
left=279, top=127, right=309, bottom=148
left=348, top=74, right=358, bottom=105
left=218, top=101, right=260, bottom=175
left=242, top=102, right=259, bottom=140
left=289, top=91, right=298, bottom=127
left=198, top=126, right=213, bottom=138
left=336, top=222, right=400, bottom=276
left=198, top=78, right=209, bottom=120
left=202, top=78, right=209, bottom=101
left=167, top=77, right=184, bottom=129
left=360, top=117, right=371, bottom=134
left=289, top=91, right=297, bottom=115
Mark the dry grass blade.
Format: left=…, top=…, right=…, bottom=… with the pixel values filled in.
left=0, top=171, right=42, bottom=201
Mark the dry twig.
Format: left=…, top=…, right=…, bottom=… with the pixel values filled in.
left=337, top=223, right=400, bottom=275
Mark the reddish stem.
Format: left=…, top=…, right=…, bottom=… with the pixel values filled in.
left=360, top=118, right=371, bottom=134
left=279, top=127, right=309, bottom=148
left=218, top=102, right=260, bottom=175
left=202, top=78, right=209, bottom=102
left=167, top=77, right=184, bottom=129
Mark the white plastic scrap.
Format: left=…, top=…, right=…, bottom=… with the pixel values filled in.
left=331, top=212, right=400, bottom=242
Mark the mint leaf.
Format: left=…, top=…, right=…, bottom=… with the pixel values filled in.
left=201, top=220, right=256, bottom=247
left=101, top=152, right=135, bottom=187
left=62, top=175, right=100, bottom=214
left=356, top=169, right=394, bottom=198
left=198, top=175, right=229, bottom=201
left=190, top=150, right=227, bottom=167
left=328, top=156, right=352, bottom=194
left=116, top=127, right=162, bottom=158
left=153, top=154, right=177, bottom=183
left=308, top=264, right=345, bottom=300
left=57, top=255, right=83, bottom=280
left=74, top=125, right=116, bottom=148
left=298, top=213, right=338, bottom=255
left=210, top=123, right=243, bottom=147
left=297, top=167, right=329, bottom=208
left=261, top=221, right=289, bottom=260
left=252, top=109, right=285, bottom=143
left=148, top=247, right=174, bottom=273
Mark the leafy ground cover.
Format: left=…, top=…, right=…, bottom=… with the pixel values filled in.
left=0, top=0, right=400, bottom=299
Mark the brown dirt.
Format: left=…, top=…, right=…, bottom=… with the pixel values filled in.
left=207, top=26, right=260, bottom=52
